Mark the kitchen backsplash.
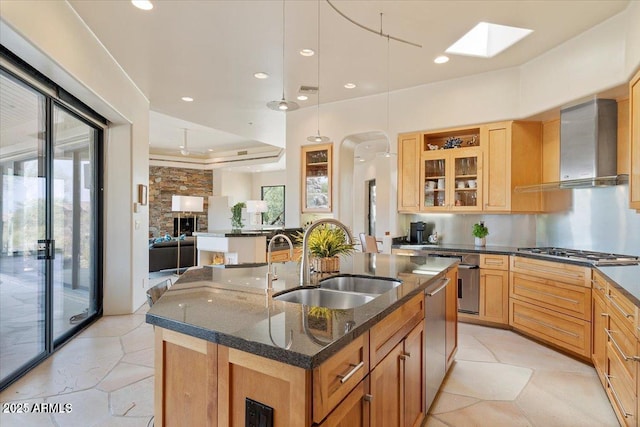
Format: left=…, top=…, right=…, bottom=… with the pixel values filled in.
left=404, top=185, right=639, bottom=255
left=537, top=184, right=640, bottom=255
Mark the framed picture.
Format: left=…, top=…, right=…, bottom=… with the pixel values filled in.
left=138, top=184, right=148, bottom=206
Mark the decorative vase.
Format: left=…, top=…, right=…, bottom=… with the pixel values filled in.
left=474, top=237, right=486, bottom=247
left=311, top=256, right=340, bottom=273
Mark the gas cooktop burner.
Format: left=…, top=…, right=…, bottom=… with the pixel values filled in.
left=516, top=247, right=640, bottom=266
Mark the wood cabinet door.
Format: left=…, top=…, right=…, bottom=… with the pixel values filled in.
left=445, top=268, right=458, bottom=368
left=397, top=133, right=421, bottom=212
left=370, top=342, right=403, bottom=427
left=482, top=122, right=511, bottom=212
left=319, top=378, right=370, bottom=427
left=403, top=322, right=425, bottom=427
left=480, top=269, right=509, bottom=324
left=630, top=68, right=640, bottom=210
left=421, top=151, right=450, bottom=211
left=301, top=143, right=332, bottom=213
left=592, top=292, right=608, bottom=386
left=450, top=148, right=482, bottom=211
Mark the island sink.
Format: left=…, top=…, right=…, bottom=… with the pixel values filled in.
left=318, top=274, right=401, bottom=295
left=273, top=287, right=375, bottom=309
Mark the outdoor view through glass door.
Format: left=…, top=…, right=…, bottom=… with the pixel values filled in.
left=0, top=64, right=102, bottom=390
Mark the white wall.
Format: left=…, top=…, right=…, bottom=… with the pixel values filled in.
left=213, top=169, right=252, bottom=206
left=1, top=2, right=150, bottom=314
left=250, top=170, right=287, bottom=199
left=285, top=3, right=640, bottom=236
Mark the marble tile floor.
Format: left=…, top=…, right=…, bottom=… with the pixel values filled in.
left=426, top=323, right=619, bottom=427
left=1, top=280, right=619, bottom=427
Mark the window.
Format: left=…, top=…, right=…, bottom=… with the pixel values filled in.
left=261, top=185, right=285, bottom=226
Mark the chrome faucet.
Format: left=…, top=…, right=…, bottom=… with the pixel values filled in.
left=266, top=233, right=294, bottom=292
left=299, top=219, right=353, bottom=286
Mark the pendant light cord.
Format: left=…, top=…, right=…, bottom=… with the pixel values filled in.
left=316, top=0, right=321, bottom=134
left=281, top=0, right=286, bottom=100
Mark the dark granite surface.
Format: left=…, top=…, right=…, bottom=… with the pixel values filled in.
left=392, top=243, right=640, bottom=306
left=146, top=253, right=457, bottom=369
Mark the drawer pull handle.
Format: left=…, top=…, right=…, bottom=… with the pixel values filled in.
left=605, top=375, right=632, bottom=418
left=590, top=279, right=605, bottom=292
left=364, top=394, right=373, bottom=402
left=604, top=329, right=640, bottom=362
left=337, top=361, right=364, bottom=384
left=514, top=285, right=580, bottom=305
left=515, top=313, right=580, bottom=339
left=605, top=294, right=634, bottom=319
left=399, top=351, right=411, bottom=360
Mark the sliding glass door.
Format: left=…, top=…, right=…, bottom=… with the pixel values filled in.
left=0, top=63, right=103, bottom=390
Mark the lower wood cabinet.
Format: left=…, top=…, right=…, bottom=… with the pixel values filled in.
left=318, top=378, right=370, bottom=427
left=478, top=254, right=509, bottom=325
left=592, top=290, right=607, bottom=386
left=445, top=267, right=458, bottom=368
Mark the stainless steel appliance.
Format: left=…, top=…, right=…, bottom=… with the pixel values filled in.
left=428, top=252, right=480, bottom=314
left=517, top=247, right=640, bottom=266
left=424, top=276, right=450, bottom=411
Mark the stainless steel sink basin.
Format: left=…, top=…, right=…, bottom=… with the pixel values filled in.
left=273, top=288, right=375, bottom=309
left=319, top=275, right=401, bottom=295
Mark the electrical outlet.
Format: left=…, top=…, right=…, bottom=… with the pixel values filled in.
left=245, top=398, right=273, bottom=427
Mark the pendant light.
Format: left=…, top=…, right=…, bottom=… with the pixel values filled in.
left=267, top=0, right=299, bottom=112
left=307, top=0, right=330, bottom=143
left=378, top=15, right=396, bottom=158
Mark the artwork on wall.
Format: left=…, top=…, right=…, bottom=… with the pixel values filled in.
left=138, top=184, right=148, bottom=206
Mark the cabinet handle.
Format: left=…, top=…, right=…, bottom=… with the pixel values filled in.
left=605, top=294, right=635, bottom=319
left=605, top=375, right=632, bottom=418
left=590, top=279, right=605, bottom=292
left=600, top=313, right=609, bottom=318
left=514, top=313, right=580, bottom=338
left=427, top=278, right=450, bottom=297
left=337, top=361, right=364, bottom=384
left=604, top=329, right=640, bottom=362
left=399, top=351, right=411, bottom=360
left=363, top=394, right=373, bottom=402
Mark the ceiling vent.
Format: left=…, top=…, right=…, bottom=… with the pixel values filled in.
left=299, top=85, right=318, bottom=95
left=237, top=150, right=248, bottom=156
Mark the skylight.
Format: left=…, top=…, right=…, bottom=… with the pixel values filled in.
left=445, top=22, right=533, bottom=58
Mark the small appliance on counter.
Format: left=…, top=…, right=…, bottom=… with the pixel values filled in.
left=409, top=221, right=434, bottom=244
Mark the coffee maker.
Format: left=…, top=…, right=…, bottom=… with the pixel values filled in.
left=410, top=222, right=425, bottom=243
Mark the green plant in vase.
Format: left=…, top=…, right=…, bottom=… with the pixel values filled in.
left=230, top=202, right=246, bottom=230
left=295, top=225, right=354, bottom=272
left=472, top=221, right=489, bottom=246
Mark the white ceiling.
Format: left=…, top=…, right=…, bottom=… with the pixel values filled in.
left=67, top=0, right=629, bottom=168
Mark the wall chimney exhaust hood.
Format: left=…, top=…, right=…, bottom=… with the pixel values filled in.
left=516, top=98, right=627, bottom=193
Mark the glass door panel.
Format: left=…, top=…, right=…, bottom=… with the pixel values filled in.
left=423, top=155, right=447, bottom=208
left=0, top=71, right=47, bottom=384
left=52, top=105, right=97, bottom=341
left=452, top=149, right=481, bottom=210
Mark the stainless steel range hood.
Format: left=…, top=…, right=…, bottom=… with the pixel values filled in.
left=515, top=99, right=625, bottom=193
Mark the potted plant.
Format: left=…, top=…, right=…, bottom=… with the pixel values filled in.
left=230, top=202, right=246, bottom=230
left=297, top=225, right=354, bottom=272
left=472, top=221, right=489, bottom=246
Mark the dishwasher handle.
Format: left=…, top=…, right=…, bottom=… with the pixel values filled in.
left=426, top=278, right=451, bottom=297
left=459, top=264, right=479, bottom=269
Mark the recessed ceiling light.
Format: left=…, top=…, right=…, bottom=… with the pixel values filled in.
left=299, top=49, right=315, bottom=57
left=181, top=96, right=194, bottom=102
left=131, top=0, right=153, bottom=11
left=446, top=22, right=533, bottom=58
left=253, top=72, right=269, bottom=79
left=344, top=83, right=356, bottom=89
left=297, top=95, right=308, bottom=101
left=208, top=148, right=214, bottom=152
left=434, top=55, right=449, bottom=64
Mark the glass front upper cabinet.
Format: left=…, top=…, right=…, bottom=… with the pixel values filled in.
left=301, top=143, right=332, bottom=212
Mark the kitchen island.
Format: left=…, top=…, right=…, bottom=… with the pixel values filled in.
left=194, top=231, right=268, bottom=265
left=146, top=253, right=458, bottom=426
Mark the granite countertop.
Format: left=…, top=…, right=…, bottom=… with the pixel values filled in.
left=391, top=243, right=640, bottom=306
left=146, top=253, right=456, bottom=369
left=195, top=231, right=270, bottom=237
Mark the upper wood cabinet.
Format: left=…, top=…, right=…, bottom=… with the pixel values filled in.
left=397, top=133, right=421, bottom=212
left=482, top=121, right=542, bottom=213
left=301, top=143, right=332, bottom=213
left=630, top=68, right=640, bottom=211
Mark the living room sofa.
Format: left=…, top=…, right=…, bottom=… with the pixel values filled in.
left=149, top=237, right=195, bottom=272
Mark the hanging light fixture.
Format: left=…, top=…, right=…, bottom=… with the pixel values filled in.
left=307, top=0, right=330, bottom=143
left=267, top=0, right=299, bottom=112
left=379, top=16, right=396, bottom=157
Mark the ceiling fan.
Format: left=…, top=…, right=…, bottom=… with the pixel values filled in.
left=177, top=128, right=205, bottom=156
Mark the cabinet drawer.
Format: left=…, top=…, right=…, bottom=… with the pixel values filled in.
left=607, top=313, right=639, bottom=389
left=607, top=346, right=638, bottom=427
left=592, top=270, right=608, bottom=300
left=510, top=256, right=590, bottom=287
left=313, top=332, right=369, bottom=424
left=480, top=254, right=509, bottom=271
left=318, top=377, right=369, bottom=427
left=510, top=272, right=591, bottom=321
left=370, top=293, right=424, bottom=367
left=510, top=299, right=591, bottom=358
left=607, top=284, right=638, bottom=334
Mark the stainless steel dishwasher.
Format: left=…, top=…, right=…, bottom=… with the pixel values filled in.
left=424, top=276, right=450, bottom=411
left=426, top=252, right=480, bottom=315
